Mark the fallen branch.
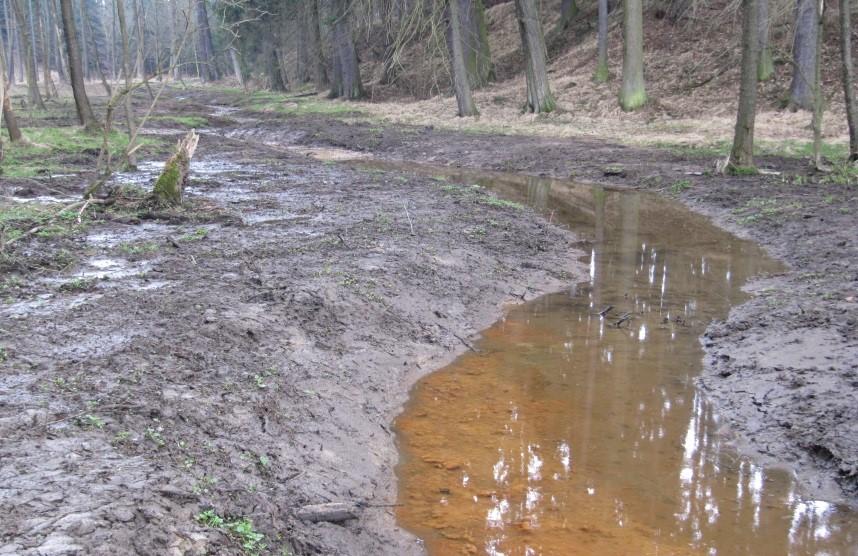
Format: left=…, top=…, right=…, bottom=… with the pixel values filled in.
left=296, top=502, right=358, bottom=523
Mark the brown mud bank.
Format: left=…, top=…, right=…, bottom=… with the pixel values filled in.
left=0, top=110, right=581, bottom=554
left=230, top=98, right=858, bottom=504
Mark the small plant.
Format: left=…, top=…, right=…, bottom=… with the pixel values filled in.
left=481, top=196, right=523, bottom=210
left=118, top=241, right=159, bottom=256
left=60, top=277, right=97, bottom=293
left=670, top=179, right=692, bottom=194
left=0, top=347, right=6, bottom=363
left=113, top=431, right=131, bottom=443
left=181, top=228, right=209, bottom=242
left=196, top=510, right=267, bottom=556
left=253, top=374, right=267, bottom=389
left=76, top=414, right=105, bottom=429
left=192, top=475, right=218, bottom=495
left=144, top=426, right=166, bottom=447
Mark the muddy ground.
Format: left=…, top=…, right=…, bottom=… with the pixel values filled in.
left=0, top=92, right=580, bottom=555
left=1, top=87, right=856, bottom=555
left=225, top=93, right=858, bottom=500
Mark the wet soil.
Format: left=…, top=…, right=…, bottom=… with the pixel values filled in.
left=1, top=94, right=579, bottom=555
left=230, top=100, right=858, bottom=505
left=2, top=88, right=856, bottom=555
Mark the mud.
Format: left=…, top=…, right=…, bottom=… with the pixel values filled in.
left=2, top=88, right=856, bottom=555
left=0, top=93, right=580, bottom=555
left=228, top=100, right=857, bottom=506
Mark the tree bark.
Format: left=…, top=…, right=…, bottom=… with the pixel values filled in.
left=229, top=46, right=243, bottom=87
left=328, top=0, right=363, bottom=100
left=594, top=0, right=609, bottom=82
left=59, top=0, right=98, bottom=131
left=295, top=6, right=310, bottom=83
left=308, top=0, right=328, bottom=91
left=133, top=0, right=144, bottom=79
left=729, top=0, right=759, bottom=170
left=448, top=0, right=478, bottom=116
left=0, top=25, right=22, bottom=142
left=116, top=0, right=136, bottom=167
left=515, top=0, right=555, bottom=113
left=49, top=0, right=69, bottom=82
left=11, top=0, right=43, bottom=108
left=619, top=0, right=646, bottom=110
left=789, top=0, right=820, bottom=110
left=840, top=0, right=858, bottom=160
left=446, top=0, right=493, bottom=88
left=557, top=0, right=578, bottom=32
left=153, top=130, right=199, bottom=205
left=34, top=0, right=56, bottom=98
left=194, top=0, right=217, bottom=81
left=757, top=0, right=773, bottom=80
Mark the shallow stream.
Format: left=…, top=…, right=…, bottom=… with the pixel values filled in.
left=387, top=166, right=858, bottom=555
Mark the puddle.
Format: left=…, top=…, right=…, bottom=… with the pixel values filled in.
left=6, top=195, right=79, bottom=204
left=390, top=165, right=858, bottom=555
left=86, top=223, right=172, bottom=247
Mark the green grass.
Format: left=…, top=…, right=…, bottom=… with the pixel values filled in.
left=0, top=127, right=161, bottom=178
left=241, top=91, right=368, bottom=117
left=118, top=241, right=159, bottom=256
left=649, top=139, right=849, bottom=161
left=0, top=202, right=90, bottom=242
left=151, top=115, right=209, bottom=127
left=196, top=510, right=267, bottom=556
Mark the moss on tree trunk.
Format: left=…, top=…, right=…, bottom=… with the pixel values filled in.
left=153, top=131, right=199, bottom=206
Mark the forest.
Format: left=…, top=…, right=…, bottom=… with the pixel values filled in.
left=1, top=0, right=857, bottom=555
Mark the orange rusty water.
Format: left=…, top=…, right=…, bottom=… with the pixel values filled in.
left=390, top=169, right=858, bottom=556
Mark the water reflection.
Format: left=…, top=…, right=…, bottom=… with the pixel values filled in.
left=390, top=166, right=858, bottom=556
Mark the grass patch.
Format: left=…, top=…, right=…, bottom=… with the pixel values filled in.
left=196, top=510, right=267, bottom=556
left=242, top=91, right=368, bottom=118
left=481, top=195, right=523, bottom=210
left=0, top=127, right=162, bottom=178
left=0, top=202, right=90, bottom=243
left=151, top=115, right=209, bottom=127
left=118, top=241, right=159, bottom=256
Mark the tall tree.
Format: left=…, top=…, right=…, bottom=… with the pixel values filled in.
left=10, top=0, right=44, bottom=108
left=448, top=0, right=478, bottom=116
left=789, top=0, right=820, bottom=110
left=729, top=0, right=760, bottom=170
left=328, top=0, right=363, bottom=99
left=116, top=0, right=136, bottom=167
left=59, top=0, right=98, bottom=130
left=757, top=0, right=773, bottom=80
left=840, top=0, right=858, bottom=160
left=619, top=0, right=646, bottom=110
left=194, top=0, right=218, bottom=81
left=308, top=0, right=327, bottom=90
left=34, top=0, right=56, bottom=98
left=133, top=0, right=144, bottom=78
left=446, top=0, right=493, bottom=88
left=0, top=14, right=22, bottom=142
left=594, top=0, right=609, bottom=82
left=556, top=0, right=578, bottom=33
left=514, top=0, right=555, bottom=113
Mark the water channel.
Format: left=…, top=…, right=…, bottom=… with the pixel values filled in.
left=385, top=166, right=858, bottom=556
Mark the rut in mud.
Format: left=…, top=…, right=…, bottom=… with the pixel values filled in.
left=0, top=95, right=580, bottom=555
left=2, top=88, right=857, bottom=555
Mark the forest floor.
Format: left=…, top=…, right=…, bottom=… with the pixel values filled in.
left=1, top=84, right=857, bottom=555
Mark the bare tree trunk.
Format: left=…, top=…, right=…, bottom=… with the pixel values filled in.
left=194, top=0, right=217, bottom=81
left=619, top=0, right=646, bottom=110
left=295, top=6, right=310, bottom=84
left=556, top=0, right=578, bottom=32
left=133, top=0, right=144, bottom=79
left=757, top=0, right=773, bottom=80
left=308, top=0, right=327, bottom=91
left=448, top=0, right=478, bottom=116
left=49, top=0, right=68, bottom=83
left=594, top=0, right=609, bottom=82
left=83, top=0, right=110, bottom=94
left=328, top=0, right=363, bottom=100
left=789, top=0, right=820, bottom=110
left=153, top=130, right=199, bottom=205
left=515, top=0, right=555, bottom=113
left=229, top=46, right=243, bottom=87
left=840, top=0, right=858, bottom=160
left=729, top=0, right=759, bottom=170
left=445, top=0, right=493, bottom=88
left=116, top=0, right=136, bottom=167
left=35, top=0, right=56, bottom=98
left=0, top=25, right=22, bottom=142
left=76, top=0, right=89, bottom=79
left=11, top=0, right=44, bottom=108
left=59, top=0, right=98, bottom=130
left=811, top=1, right=825, bottom=168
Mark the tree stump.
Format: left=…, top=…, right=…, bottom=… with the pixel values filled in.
left=153, top=130, right=199, bottom=206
